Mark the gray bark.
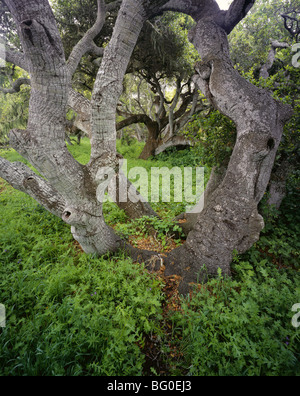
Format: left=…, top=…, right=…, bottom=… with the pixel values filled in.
left=162, top=2, right=293, bottom=293
left=88, top=0, right=147, bottom=175
left=0, top=1, right=158, bottom=222
left=0, top=157, right=66, bottom=217
left=68, top=89, right=158, bottom=219
left=1, top=0, right=120, bottom=256
left=267, top=158, right=292, bottom=210
left=175, top=165, right=227, bottom=236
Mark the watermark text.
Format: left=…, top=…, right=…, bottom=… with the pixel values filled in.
left=291, top=303, right=300, bottom=328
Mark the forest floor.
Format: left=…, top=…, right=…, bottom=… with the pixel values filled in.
left=0, top=141, right=299, bottom=376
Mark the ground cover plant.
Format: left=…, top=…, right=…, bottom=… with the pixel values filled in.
left=0, top=140, right=299, bottom=376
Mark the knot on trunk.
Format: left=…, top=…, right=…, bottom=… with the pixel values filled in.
left=95, top=166, right=117, bottom=203
left=21, top=19, right=48, bottom=48
left=237, top=209, right=265, bottom=254
left=23, top=175, right=37, bottom=188
left=20, top=19, right=64, bottom=63
left=195, top=61, right=212, bottom=80
left=62, top=207, right=88, bottom=226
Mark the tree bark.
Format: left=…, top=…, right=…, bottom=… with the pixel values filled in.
left=154, top=135, right=193, bottom=156
left=69, top=91, right=159, bottom=219
left=174, top=164, right=227, bottom=236
left=163, top=11, right=293, bottom=294
left=138, top=121, right=160, bottom=160
left=267, top=158, right=292, bottom=210
left=1, top=0, right=123, bottom=256
left=0, top=157, right=66, bottom=217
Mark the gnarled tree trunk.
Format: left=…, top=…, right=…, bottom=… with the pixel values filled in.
left=164, top=8, right=293, bottom=293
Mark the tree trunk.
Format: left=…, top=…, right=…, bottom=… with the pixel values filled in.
left=164, top=17, right=293, bottom=294
left=1, top=0, right=152, bottom=257
left=154, top=135, right=193, bottom=156
left=68, top=91, right=159, bottom=219
left=139, top=121, right=160, bottom=160
left=115, top=171, right=159, bottom=219
left=267, top=158, right=292, bottom=210
left=175, top=164, right=227, bottom=236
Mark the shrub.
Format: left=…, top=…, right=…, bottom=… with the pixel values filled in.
left=170, top=260, right=300, bottom=376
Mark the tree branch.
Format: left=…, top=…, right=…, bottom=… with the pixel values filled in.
left=224, top=0, right=256, bottom=33
left=0, top=77, right=31, bottom=93
left=88, top=41, right=105, bottom=58
left=174, top=94, right=207, bottom=133
left=0, top=157, right=66, bottom=217
left=88, top=0, right=149, bottom=174
left=281, top=12, right=300, bottom=41
left=106, top=0, right=122, bottom=12
left=67, top=0, right=106, bottom=77
left=1, top=46, right=29, bottom=71
left=260, top=40, right=290, bottom=79
left=168, top=78, right=182, bottom=135
left=5, top=0, right=86, bottom=199
left=116, top=113, right=152, bottom=131
left=159, top=0, right=220, bottom=20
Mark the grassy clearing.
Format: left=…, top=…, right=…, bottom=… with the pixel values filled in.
left=0, top=139, right=299, bottom=376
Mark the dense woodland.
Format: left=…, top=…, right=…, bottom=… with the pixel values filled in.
left=0, top=0, right=299, bottom=376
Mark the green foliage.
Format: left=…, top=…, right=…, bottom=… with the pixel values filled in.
left=0, top=85, right=30, bottom=146
left=132, top=12, right=198, bottom=80
left=229, top=0, right=295, bottom=72
left=114, top=215, right=183, bottom=249
left=67, top=137, right=91, bottom=164
left=0, top=182, right=163, bottom=376
left=53, top=1, right=198, bottom=93
left=184, top=0, right=300, bottom=176
left=0, top=64, right=30, bottom=146
left=184, top=111, right=236, bottom=169
left=1, top=0, right=299, bottom=373
left=171, top=259, right=299, bottom=376
left=116, top=138, right=145, bottom=160
left=0, top=140, right=299, bottom=376
left=155, top=146, right=203, bottom=168
left=257, top=188, right=300, bottom=270
left=165, top=188, right=300, bottom=376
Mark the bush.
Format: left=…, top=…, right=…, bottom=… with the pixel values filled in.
left=170, top=260, right=300, bottom=376
left=167, top=192, right=300, bottom=376
left=155, top=146, right=203, bottom=168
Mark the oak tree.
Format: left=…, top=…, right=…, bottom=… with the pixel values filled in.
left=0, top=0, right=293, bottom=293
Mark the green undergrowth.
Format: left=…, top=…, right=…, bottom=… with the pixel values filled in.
left=0, top=181, right=164, bottom=375
left=169, top=258, right=300, bottom=376
left=1, top=138, right=209, bottom=220
left=0, top=139, right=299, bottom=376
left=167, top=192, right=300, bottom=376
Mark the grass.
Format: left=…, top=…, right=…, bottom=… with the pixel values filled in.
left=0, top=138, right=299, bottom=376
